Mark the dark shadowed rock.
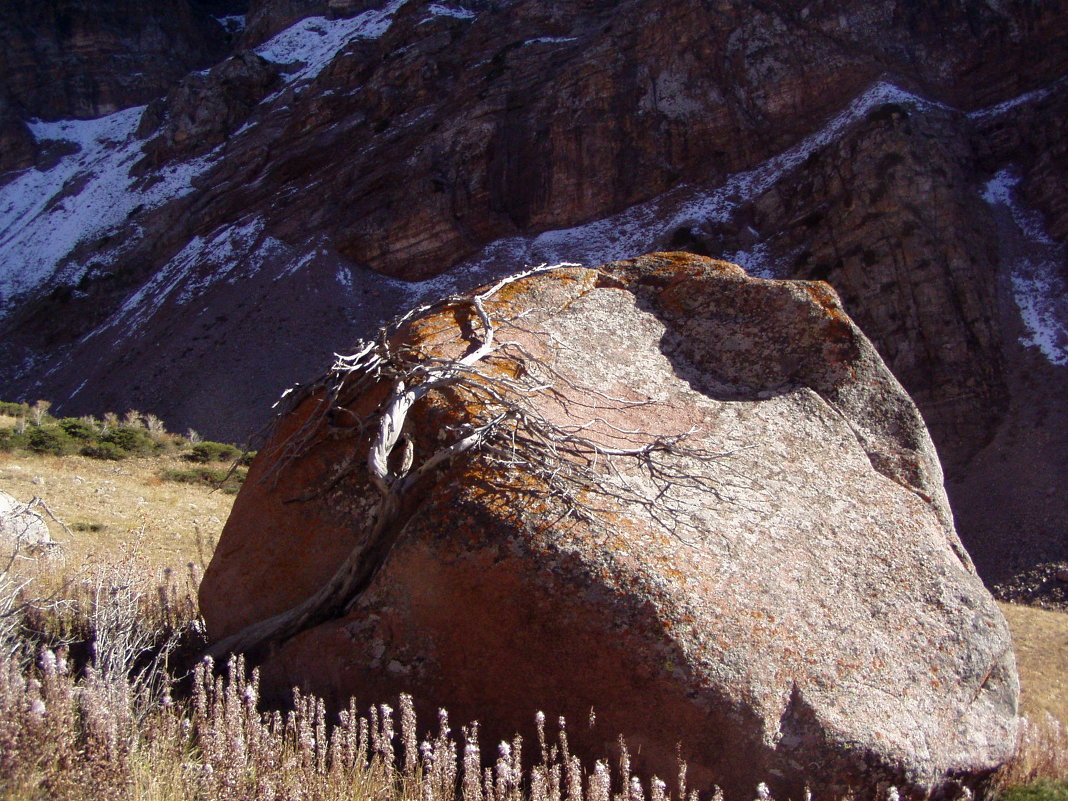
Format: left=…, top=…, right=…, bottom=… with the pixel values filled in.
left=0, top=95, right=35, bottom=179
left=0, top=0, right=232, bottom=120
left=201, top=253, right=1018, bottom=801
left=138, top=51, right=281, bottom=163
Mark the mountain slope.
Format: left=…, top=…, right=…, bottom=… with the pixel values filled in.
left=0, top=0, right=1065, bottom=583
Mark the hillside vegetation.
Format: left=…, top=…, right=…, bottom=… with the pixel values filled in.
left=0, top=402, right=245, bottom=574
left=0, top=404, right=1065, bottom=801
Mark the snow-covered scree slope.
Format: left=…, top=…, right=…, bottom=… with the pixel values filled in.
left=0, top=0, right=441, bottom=322
left=82, top=217, right=290, bottom=345
left=983, top=169, right=1068, bottom=366
left=0, top=109, right=217, bottom=317
left=2, top=63, right=1064, bottom=373
left=0, top=0, right=413, bottom=319
left=253, top=0, right=408, bottom=94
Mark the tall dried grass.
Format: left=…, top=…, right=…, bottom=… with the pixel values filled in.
left=990, top=715, right=1068, bottom=797
left=1, top=551, right=716, bottom=801
left=0, top=550, right=1064, bottom=801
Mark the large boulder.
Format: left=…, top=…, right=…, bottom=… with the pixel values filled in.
left=200, top=253, right=1018, bottom=800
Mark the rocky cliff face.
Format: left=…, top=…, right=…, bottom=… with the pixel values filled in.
left=0, top=0, right=1065, bottom=584
left=200, top=255, right=1019, bottom=800
left=0, top=0, right=240, bottom=123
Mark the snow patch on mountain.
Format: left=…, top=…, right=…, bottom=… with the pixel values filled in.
left=968, top=77, right=1064, bottom=122
left=0, top=107, right=217, bottom=318
left=255, top=0, right=408, bottom=90
left=523, top=37, right=578, bottom=45
left=983, top=168, right=1068, bottom=366
left=427, top=4, right=476, bottom=20
left=215, top=14, right=246, bottom=35
left=983, top=170, right=1056, bottom=246
left=725, top=242, right=776, bottom=279
left=451, top=80, right=947, bottom=279
left=26, top=112, right=135, bottom=150
left=275, top=249, right=317, bottom=281
left=1013, top=269, right=1068, bottom=367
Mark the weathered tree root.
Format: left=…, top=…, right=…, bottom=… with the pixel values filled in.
left=205, top=263, right=743, bottom=661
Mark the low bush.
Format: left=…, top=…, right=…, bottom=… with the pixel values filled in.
left=80, top=440, right=128, bottom=460
left=26, top=425, right=76, bottom=456
left=0, top=401, right=28, bottom=417
left=102, top=425, right=161, bottom=457
left=184, top=441, right=242, bottom=464
left=0, top=429, right=27, bottom=452
left=161, top=467, right=246, bottom=494
left=0, top=400, right=200, bottom=461
left=997, top=781, right=1068, bottom=801
left=59, top=417, right=97, bottom=440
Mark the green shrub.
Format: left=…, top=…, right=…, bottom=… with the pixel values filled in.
left=184, top=441, right=242, bottom=464
left=997, top=781, right=1068, bottom=801
left=59, top=417, right=96, bottom=440
left=0, top=429, right=28, bottom=452
left=161, top=466, right=246, bottom=494
left=0, top=401, right=28, bottom=417
left=80, top=440, right=127, bottom=460
left=26, top=425, right=76, bottom=455
left=102, top=425, right=160, bottom=456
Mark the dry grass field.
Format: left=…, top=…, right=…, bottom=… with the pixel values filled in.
left=0, top=449, right=233, bottom=575
left=1001, top=602, right=1068, bottom=725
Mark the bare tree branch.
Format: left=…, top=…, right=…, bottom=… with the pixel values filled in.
left=206, top=263, right=746, bottom=661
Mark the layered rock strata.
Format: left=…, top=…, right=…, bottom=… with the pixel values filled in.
left=0, top=0, right=236, bottom=122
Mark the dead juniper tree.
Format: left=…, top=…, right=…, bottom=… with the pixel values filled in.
left=206, top=264, right=748, bottom=660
